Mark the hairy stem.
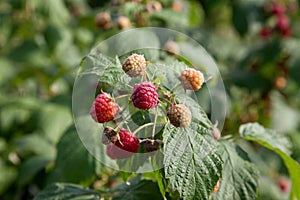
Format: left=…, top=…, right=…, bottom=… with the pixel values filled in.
left=152, top=106, right=158, bottom=139
left=132, top=122, right=154, bottom=135
left=114, top=94, right=130, bottom=100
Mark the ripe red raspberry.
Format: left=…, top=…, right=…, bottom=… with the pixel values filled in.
left=167, top=104, right=192, bottom=128
left=131, top=82, right=158, bottom=110
left=276, top=14, right=290, bottom=31
left=259, top=27, right=272, bottom=39
left=277, top=177, right=291, bottom=193
left=115, top=128, right=140, bottom=152
left=271, top=3, right=286, bottom=15
left=106, top=129, right=140, bottom=159
left=279, top=27, right=292, bottom=37
left=180, top=68, right=204, bottom=91
left=122, top=54, right=148, bottom=77
left=90, top=93, right=119, bottom=123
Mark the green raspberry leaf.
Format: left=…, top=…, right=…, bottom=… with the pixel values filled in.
left=163, top=117, right=222, bottom=200
left=34, top=183, right=100, bottom=200
left=79, top=53, right=129, bottom=95
left=47, top=126, right=101, bottom=185
left=239, top=123, right=300, bottom=200
left=240, top=122, right=292, bottom=155
left=211, top=141, right=259, bottom=200
left=112, top=175, right=164, bottom=200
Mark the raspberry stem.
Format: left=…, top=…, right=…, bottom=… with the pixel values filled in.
left=125, top=83, right=133, bottom=89
left=132, top=122, right=154, bottom=135
left=113, top=102, right=130, bottom=123
left=152, top=106, right=158, bottom=139
left=145, top=71, right=151, bottom=81
left=159, top=97, right=172, bottom=105
left=125, top=122, right=132, bottom=133
left=114, top=94, right=130, bottom=100
left=114, top=111, right=132, bottom=130
left=171, top=83, right=182, bottom=93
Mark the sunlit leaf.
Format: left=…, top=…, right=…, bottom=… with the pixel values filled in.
left=211, top=141, right=259, bottom=200
left=240, top=123, right=300, bottom=200
left=163, top=112, right=222, bottom=199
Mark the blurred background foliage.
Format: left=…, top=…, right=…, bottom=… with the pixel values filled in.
left=0, top=0, right=299, bottom=199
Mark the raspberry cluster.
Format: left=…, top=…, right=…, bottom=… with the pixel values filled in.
left=95, top=12, right=131, bottom=30
left=260, top=1, right=295, bottom=39
left=94, top=1, right=165, bottom=30
left=89, top=53, right=207, bottom=159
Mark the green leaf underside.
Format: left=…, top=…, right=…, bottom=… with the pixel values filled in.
left=34, top=183, right=100, bottom=200
left=112, top=176, right=163, bottom=200
left=240, top=123, right=300, bottom=200
left=80, top=54, right=129, bottom=95
left=212, top=141, right=259, bottom=200
left=80, top=53, right=114, bottom=71
left=163, top=119, right=222, bottom=200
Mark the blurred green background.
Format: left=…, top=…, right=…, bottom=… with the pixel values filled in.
left=0, top=0, right=300, bottom=199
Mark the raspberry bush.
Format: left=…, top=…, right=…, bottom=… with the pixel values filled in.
left=1, top=0, right=300, bottom=200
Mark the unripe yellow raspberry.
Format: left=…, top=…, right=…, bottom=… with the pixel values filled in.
left=180, top=68, right=204, bottom=91
left=122, top=54, right=148, bottom=77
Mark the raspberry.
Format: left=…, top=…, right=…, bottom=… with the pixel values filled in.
left=167, top=104, right=192, bottom=128
left=95, top=12, right=111, bottom=29
left=259, top=27, right=272, bottom=39
left=172, top=1, right=183, bottom=12
left=180, top=68, right=204, bottom=91
left=90, top=93, right=119, bottom=123
left=271, top=3, right=286, bottom=15
left=274, top=76, right=287, bottom=89
left=131, top=82, right=159, bottom=110
left=279, top=27, right=292, bottom=37
left=116, top=16, right=131, bottom=30
left=122, top=54, right=148, bottom=77
left=115, top=128, right=140, bottom=153
left=106, top=128, right=140, bottom=159
left=277, top=176, right=291, bottom=193
left=145, top=1, right=162, bottom=13
left=164, top=40, right=180, bottom=55
left=276, top=14, right=290, bottom=31
left=143, top=139, right=162, bottom=152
